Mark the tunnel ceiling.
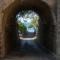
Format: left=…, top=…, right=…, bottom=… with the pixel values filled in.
left=1, top=0, right=56, bottom=56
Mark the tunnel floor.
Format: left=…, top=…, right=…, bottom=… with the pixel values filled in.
left=4, top=47, right=56, bottom=60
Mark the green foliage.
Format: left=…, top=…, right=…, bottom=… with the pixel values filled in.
left=28, top=24, right=33, bottom=28
left=16, top=10, right=40, bottom=34
left=18, top=22, right=27, bottom=33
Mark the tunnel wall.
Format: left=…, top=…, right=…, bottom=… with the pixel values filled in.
left=0, top=0, right=56, bottom=58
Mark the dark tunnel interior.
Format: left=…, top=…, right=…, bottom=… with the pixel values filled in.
left=3, top=0, right=56, bottom=55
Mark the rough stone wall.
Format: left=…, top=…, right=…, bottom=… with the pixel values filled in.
left=0, top=12, right=5, bottom=57
left=43, top=0, right=55, bottom=8
left=0, top=0, right=15, bottom=58
left=0, top=0, right=56, bottom=58
left=57, top=0, right=60, bottom=59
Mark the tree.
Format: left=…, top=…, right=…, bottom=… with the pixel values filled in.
left=18, top=22, right=27, bottom=34
left=29, top=15, right=39, bottom=32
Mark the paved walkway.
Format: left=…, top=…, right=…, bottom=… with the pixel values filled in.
left=3, top=48, right=56, bottom=60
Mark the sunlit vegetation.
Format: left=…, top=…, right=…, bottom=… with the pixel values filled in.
left=18, top=22, right=27, bottom=33
left=16, top=10, right=40, bottom=40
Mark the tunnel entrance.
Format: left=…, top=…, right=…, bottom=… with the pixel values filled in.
left=16, top=10, right=40, bottom=50
left=3, top=0, right=56, bottom=57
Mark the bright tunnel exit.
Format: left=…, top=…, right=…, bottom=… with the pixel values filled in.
left=16, top=10, right=40, bottom=49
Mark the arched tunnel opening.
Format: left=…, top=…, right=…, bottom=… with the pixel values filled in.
left=16, top=10, right=40, bottom=49
left=3, top=0, right=56, bottom=56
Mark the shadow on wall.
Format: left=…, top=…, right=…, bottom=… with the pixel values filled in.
left=3, top=0, right=56, bottom=54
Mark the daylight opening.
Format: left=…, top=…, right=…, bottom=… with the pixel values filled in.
left=16, top=10, right=40, bottom=48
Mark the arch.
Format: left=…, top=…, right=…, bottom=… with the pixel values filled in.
left=3, top=0, right=56, bottom=55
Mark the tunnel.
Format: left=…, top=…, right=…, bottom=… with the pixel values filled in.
left=3, top=0, right=56, bottom=56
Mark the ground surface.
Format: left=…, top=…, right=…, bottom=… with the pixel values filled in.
left=2, top=48, right=56, bottom=60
